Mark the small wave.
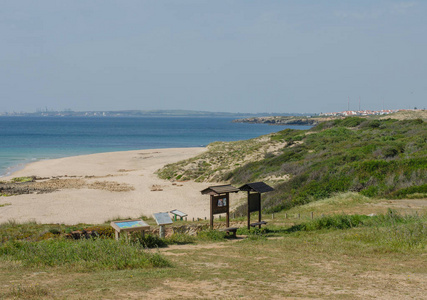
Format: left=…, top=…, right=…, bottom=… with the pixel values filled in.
left=0, top=158, right=41, bottom=178
left=0, top=164, right=24, bottom=178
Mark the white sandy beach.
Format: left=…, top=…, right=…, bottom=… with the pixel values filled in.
left=0, top=147, right=220, bottom=225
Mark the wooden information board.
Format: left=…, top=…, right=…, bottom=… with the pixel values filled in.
left=212, top=195, right=228, bottom=215
left=248, top=193, right=261, bottom=213
left=110, top=219, right=150, bottom=240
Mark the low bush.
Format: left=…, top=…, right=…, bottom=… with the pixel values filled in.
left=197, top=229, right=227, bottom=241
left=236, top=227, right=269, bottom=240
left=286, top=214, right=369, bottom=232
left=11, top=177, right=34, bottom=183
left=165, top=233, right=196, bottom=245
left=0, top=238, right=171, bottom=269
left=131, top=233, right=167, bottom=248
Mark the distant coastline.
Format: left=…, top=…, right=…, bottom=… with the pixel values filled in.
left=0, top=109, right=311, bottom=118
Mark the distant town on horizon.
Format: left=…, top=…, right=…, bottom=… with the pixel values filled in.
left=0, top=108, right=425, bottom=118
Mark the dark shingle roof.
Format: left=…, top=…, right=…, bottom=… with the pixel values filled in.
left=238, top=182, right=274, bottom=193
left=200, top=185, right=240, bottom=195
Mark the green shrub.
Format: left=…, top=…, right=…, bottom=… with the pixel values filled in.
left=131, top=233, right=167, bottom=248
left=0, top=238, right=171, bottom=269
left=84, top=226, right=115, bottom=238
left=236, top=227, right=268, bottom=240
left=11, top=177, right=34, bottom=183
left=286, top=214, right=369, bottom=232
left=197, top=229, right=226, bottom=241
left=335, top=117, right=365, bottom=127
left=165, top=233, right=196, bottom=245
left=388, top=184, right=427, bottom=199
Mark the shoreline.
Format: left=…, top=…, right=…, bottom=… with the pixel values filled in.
left=0, top=147, right=199, bottom=179
left=0, top=147, right=198, bottom=179
left=0, top=147, right=228, bottom=225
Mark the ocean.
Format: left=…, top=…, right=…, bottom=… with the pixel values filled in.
left=0, top=116, right=311, bottom=177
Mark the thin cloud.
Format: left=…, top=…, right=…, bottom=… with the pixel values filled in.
left=335, top=1, right=417, bottom=20
left=391, top=2, right=417, bottom=14
left=334, top=10, right=382, bottom=20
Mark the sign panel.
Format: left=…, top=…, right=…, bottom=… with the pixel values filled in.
left=153, top=212, right=173, bottom=225
left=110, top=219, right=150, bottom=232
left=248, top=193, right=261, bottom=213
left=212, top=195, right=228, bottom=215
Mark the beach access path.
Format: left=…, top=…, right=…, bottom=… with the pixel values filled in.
left=0, top=147, right=221, bottom=225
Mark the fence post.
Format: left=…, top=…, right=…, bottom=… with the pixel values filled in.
left=311, top=212, right=314, bottom=219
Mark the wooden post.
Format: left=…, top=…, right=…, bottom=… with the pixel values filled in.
left=210, top=195, right=214, bottom=229
left=298, top=213, right=300, bottom=219
left=226, top=193, right=230, bottom=228
left=258, top=194, right=262, bottom=229
left=311, top=212, right=314, bottom=219
left=285, top=213, right=287, bottom=219
left=247, top=191, right=251, bottom=230
left=159, top=226, right=165, bottom=238
left=115, top=231, right=119, bottom=241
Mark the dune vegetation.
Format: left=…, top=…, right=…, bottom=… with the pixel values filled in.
left=158, top=117, right=427, bottom=213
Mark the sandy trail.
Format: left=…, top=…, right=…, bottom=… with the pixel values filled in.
left=0, top=148, right=215, bottom=224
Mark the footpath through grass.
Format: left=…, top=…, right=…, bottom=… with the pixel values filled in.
left=1, top=205, right=426, bottom=299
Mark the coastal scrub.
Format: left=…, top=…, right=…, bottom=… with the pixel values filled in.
left=158, top=117, right=427, bottom=213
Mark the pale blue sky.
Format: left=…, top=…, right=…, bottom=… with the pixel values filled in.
left=1, top=1, right=426, bottom=113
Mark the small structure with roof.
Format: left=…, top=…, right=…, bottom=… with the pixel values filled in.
left=201, top=184, right=240, bottom=229
left=169, top=209, right=187, bottom=221
left=238, top=182, right=274, bottom=230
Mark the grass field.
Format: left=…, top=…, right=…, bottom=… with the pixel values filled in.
left=1, top=194, right=426, bottom=299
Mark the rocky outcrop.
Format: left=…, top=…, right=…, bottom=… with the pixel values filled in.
left=0, top=176, right=134, bottom=195
left=233, top=116, right=319, bottom=126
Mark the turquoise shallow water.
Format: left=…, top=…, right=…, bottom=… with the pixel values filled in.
left=0, top=116, right=311, bottom=177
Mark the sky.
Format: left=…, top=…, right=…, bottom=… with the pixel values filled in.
left=1, top=1, right=426, bottom=114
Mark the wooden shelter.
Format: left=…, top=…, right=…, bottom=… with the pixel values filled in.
left=201, top=184, right=239, bottom=229
left=238, top=182, right=274, bottom=230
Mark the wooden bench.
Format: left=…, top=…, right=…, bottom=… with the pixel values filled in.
left=221, top=227, right=239, bottom=238
left=250, top=221, right=267, bottom=228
